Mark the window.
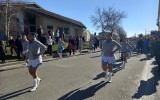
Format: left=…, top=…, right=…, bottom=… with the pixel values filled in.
left=64, top=28, right=69, bottom=36
left=29, top=25, right=36, bottom=33
left=47, top=25, right=53, bottom=29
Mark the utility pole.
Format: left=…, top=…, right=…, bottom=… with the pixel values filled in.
left=157, top=0, right=160, bottom=31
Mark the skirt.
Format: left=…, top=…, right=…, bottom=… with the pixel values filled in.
left=27, top=56, right=42, bottom=69
left=58, top=47, right=64, bottom=51
left=101, top=55, right=116, bottom=64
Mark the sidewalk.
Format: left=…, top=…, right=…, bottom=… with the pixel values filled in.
left=0, top=49, right=98, bottom=68
left=132, top=54, right=160, bottom=100
left=0, top=55, right=52, bottom=68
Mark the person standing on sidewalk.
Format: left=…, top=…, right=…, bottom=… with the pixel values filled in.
left=9, top=36, right=17, bottom=56
left=143, top=38, right=149, bottom=53
left=138, top=38, right=143, bottom=53
left=47, top=36, right=53, bottom=56
left=127, top=38, right=135, bottom=58
left=153, top=36, right=160, bottom=71
left=76, top=36, right=79, bottom=50
left=22, top=35, right=29, bottom=69
left=27, top=32, right=46, bottom=92
left=40, top=34, right=47, bottom=56
left=0, top=40, right=7, bottom=63
left=37, top=25, right=44, bottom=40
left=89, top=37, right=95, bottom=53
left=55, top=29, right=60, bottom=44
left=78, top=36, right=84, bottom=55
left=15, top=35, right=23, bottom=61
left=57, top=37, right=65, bottom=59
left=68, top=36, right=75, bottom=56
left=101, top=32, right=121, bottom=83
left=149, top=37, right=155, bottom=57
left=22, top=35, right=29, bottom=61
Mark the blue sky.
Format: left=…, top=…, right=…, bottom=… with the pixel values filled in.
left=31, top=0, right=158, bottom=37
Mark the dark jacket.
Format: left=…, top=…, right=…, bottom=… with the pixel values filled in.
left=9, top=39, right=16, bottom=48
left=153, top=41, right=160, bottom=56
left=138, top=40, right=143, bottom=47
left=0, top=44, right=6, bottom=54
left=15, top=39, right=23, bottom=50
left=37, top=28, right=43, bottom=40
left=40, top=36, right=47, bottom=45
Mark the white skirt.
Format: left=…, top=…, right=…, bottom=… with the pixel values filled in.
left=27, top=56, right=42, bottom=69
left=101, top=55, right=116, bottom=64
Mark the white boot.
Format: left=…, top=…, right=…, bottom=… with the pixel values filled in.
left=30, top=78, right=38, bottom=92
left=59, top=54, right=62, bottom=59
left=107, top=73, right=112, bottom=83
left=105, top=71, right=108, bottom=79
left=37, top=77, right=41, bottom=86
left=60, top=55, right=62, bottom=59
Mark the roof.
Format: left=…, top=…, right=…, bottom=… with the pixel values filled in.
left=1, top=2, right=86, bottom=28
left=25, top=7, right=86, bottom=29
left=0, top=2, right=42, bottom=8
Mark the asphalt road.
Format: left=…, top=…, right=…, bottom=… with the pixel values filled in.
left=0, top=51, right=159, bottom=100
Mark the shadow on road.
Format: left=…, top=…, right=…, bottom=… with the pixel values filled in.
left=58, top=81, right=108, bottom=100
left=0, top=86, right=32, bottom=100
left=93, top=63, right=123, bottom=80
left=151, top=61, right=157, bottom=65
left=132, top=65, right=160, bottom=99
left=113, top=63, right=124, bottom=74
left=139, top=58, right=149, bottom=61
left=93, top=72, right=105, bottom=80
left=90, top=55, right=101, bottom=58
left=139, top=54, right=151, bottom=61
left=0, top=66, right=23, bottom=72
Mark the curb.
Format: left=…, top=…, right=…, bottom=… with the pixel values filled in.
left=0, top=49, right=93, bottom=68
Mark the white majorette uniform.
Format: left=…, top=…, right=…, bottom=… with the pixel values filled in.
left=27, top=39, right=46, bottom=69
left=120, top=41, right=132, bottom=55
left=101, top=39, right=121, bottom=65
left=57, top=39, right=64, bottom=52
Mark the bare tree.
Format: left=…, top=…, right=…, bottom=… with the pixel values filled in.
left=91, top=7, right=126, bottom=37
left=116, top=26, right=127, bottom=39
left=0, top=0, right=27, bottom=39
left=91, top=7, right=106, bottom=32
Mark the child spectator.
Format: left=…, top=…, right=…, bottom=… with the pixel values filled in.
left=9, top=36, right=17, bottom=56
left=57, top=37, right=65, bottom=59
left=68, top=37, right=75, bottom=56
left=47, top=36, right=53, bottom=56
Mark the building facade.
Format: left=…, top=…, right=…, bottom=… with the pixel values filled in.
left=0, top=2, right=86, bottom=40
left=82, top=30, right=90, bottom=41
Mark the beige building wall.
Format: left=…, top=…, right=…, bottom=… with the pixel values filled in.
left=35, top=15, right=84, bottom=39
left=36, top=15, right=70, bottom=31
left=82, top=30, right=90, bottom=41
